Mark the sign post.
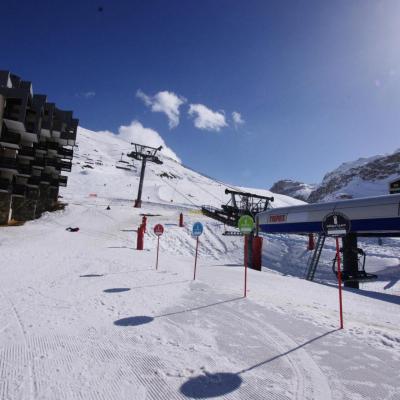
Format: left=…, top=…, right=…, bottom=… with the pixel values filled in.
left=153, top=224, right=164, bottom=270
left=238, top=215, right=255, bottom=298
left=192, top=222, right=203, bottom=280
left=322, top=212, right=350, bottom=329
left=335, top=237, right=344, bottom=329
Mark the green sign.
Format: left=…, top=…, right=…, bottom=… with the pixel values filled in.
left=238, top=215, right=254, bottom=234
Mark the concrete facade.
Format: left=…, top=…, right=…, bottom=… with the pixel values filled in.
left=0, top=71, right=78, bottom=225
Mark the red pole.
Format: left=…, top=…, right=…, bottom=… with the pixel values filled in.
left=336, top=237, right=344, bottom=329
left=244, top=234, right=248, bottom=297
left=136, top=225, right=143, bottom=250
left=308, top=233, right=315, bottom=251
left=193, top=237, right=199, bottom=280
left=252, top=235, right=263, bottom=271
left=179, top=213, right=184, bottom=227
left=156, top=236, right=160, bottom=270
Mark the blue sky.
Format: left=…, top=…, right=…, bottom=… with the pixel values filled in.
left=2, top=0, right=400, bottom=188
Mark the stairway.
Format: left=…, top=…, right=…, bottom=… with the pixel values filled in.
left=305, top=234, right=326, bottom=281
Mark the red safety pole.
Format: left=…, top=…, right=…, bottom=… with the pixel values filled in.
left=308, top=233, right=315, bottom=251
left=244, top=234, right=248, bottom=297
left=252, top=235, right=263, bottom=271
left=336, top=237, right=344, bottom=329
left=155, top=236, right=160, bottom=270
left=179, top=213, right=184, bottom=227
left=137, top=225, right=144, bottom=250
left=193, top=237, right=199, bottom=280
left=142, top=216, right=147, bottom=232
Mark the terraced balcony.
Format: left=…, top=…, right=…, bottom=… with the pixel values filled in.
left=0, top=90, right=30, bottom=134
left=0, top=130, right=21, bottom=149
left=0, top=157, right=18, bottom=172
left=17, top=163, right=32, bottom=176
left=0, top=178, right=11, bottom=193
left=59, top=175, right=68, bottom=187
left=34, top=142, right=48, bottom=154
left=31, top=157, right=45, bottom=169
left=27, top=175, right=41, bottom=187
left=18, top=146, right=35, bottom=159
left=58, top=160, right=72, bottom=172
left=42, top=158, right=71, bottom=171
left=45, top=141, right=59, bottom=151
left=40, top=173, right=53, bottom=184
left=57, top=147, right=73, bottom=159
left=44, top=158, right=58, bottom=168
left=12, top=183, right=26, bottom=197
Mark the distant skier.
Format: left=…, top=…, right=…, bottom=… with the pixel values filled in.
left=106, top=205, right=111, bottom=210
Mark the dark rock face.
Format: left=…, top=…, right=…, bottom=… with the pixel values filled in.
left=308, top=150, right=400, bottom=203
left=269, top=180, right=315, bottom=201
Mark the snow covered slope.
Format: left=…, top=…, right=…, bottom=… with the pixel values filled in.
left=1, top=127, right=400, bottom=399
left=64, top=128, right=400, bottom=297
left=65, top=127, right=303, bottom=210
left=1, top=186, right=399, bottom=400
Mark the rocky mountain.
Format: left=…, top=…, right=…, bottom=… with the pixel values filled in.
left=308, top=149, right=400, bottom=202
left=270, top=149, right=400, bottom=203
left=269, top=180, right=315, bottom=201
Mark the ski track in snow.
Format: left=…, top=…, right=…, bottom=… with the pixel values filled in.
left=1, top=128, right=399, bottom=399
left=1, top=201, right=399, bottom=399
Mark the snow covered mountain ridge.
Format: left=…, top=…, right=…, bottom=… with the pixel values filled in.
left=269, top=180, right=316, bottom=202
left=270, top=148, right=400, bottom=202
left=64, top=127, right=303, bottom=210
left=308, top=148, right=400, bottom=202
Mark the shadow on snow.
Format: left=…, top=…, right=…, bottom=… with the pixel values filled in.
left=114, top=316, right=154, bottom=326
left=113, top=297, right=242, bottom=327
left=180, top=372, right=242, bottom=399
left=180, top=329, right=337, bottom=398
left=103, top=288, right=131, bottom=293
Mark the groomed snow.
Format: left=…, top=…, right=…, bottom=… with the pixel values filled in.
left=1, top=128, right=399, bottom=399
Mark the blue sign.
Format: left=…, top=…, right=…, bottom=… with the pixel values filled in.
left=192, top=222, right=204, bottom=237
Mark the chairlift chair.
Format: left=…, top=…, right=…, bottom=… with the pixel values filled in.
left=332, top=247, right=378, bottom=282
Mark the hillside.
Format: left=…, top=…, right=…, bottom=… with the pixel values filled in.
left=65, top=127, right=303, bottom=210
left=61, top=128, right=399, bottom=294
left=1, top=127, right=399, bottom=399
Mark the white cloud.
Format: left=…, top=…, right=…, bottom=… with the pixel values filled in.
left=232, top=111, right=245, bottom=128
left=117, top=120, right=180, bottom=162
left=136, top=89, right=186, bottom=129
left=188, top=104, right=228, bottom=132
left=76, top=91, right=96, bottom=99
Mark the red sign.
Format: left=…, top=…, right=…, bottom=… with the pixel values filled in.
left=269, top=214, right=287, bottom=223
left=154, top=224, right=164, bottom=236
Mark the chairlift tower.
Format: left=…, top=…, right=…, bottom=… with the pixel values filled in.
left=202, top=188, right=274, bottom=228
left=127, top=142, right=163, bottom=208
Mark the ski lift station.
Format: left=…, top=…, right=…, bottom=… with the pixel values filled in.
left=257, top=193, right=400, bottom=289
left=258, top=194, right=400, bottom=236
